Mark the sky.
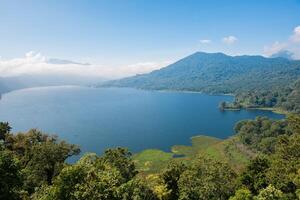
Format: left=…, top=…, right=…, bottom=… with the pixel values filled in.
left=0, top=0, right=299, bottom=79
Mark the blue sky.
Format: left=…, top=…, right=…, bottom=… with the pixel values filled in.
left=0, top=0, right=299, bottom=78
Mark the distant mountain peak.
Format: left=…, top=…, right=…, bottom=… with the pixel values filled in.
left=47, top=58, right=90, bottom=66
left=270, top=50, right=294, bottom=60
left=192, top=51, right=228, bottom=57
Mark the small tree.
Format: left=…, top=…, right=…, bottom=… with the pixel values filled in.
left=0, top=122, right=11, bottom=141
left=219, top=101, right=226, bottom=111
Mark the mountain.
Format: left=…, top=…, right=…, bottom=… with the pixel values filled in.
left=47, top=58, right=90, bottom=65
left=270, top=50, right=294, bottom=60
left=103, top=52, right=300, bottom=94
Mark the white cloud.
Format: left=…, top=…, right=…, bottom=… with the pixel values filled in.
left=263, top=41, right=288, bottom=56
left=222, top=36, right=238, bottom=45
left=264, top=25, right=300, bottom=59
left=199, top=39, right=211, bottom=44
left=290, top=26, right=300, bottom=43
left=0, top=51, right=171, bottom=79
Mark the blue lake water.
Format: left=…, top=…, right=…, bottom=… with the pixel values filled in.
left=0, top=86, right=284, bottom=157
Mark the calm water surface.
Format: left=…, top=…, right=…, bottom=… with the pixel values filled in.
left=0, top=86, right=284, bottom=157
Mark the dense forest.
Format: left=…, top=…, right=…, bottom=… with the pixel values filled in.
left=219, top=78, right=300, bottom=114
left=1, top=114, right=300, bottom=199
left=236, top=79, right=300, bottom=113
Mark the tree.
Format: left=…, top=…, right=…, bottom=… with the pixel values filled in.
left=267, top=134, right=300, bottom=194
left=293, top=169, right=300, bottom=200
left=116, top=178, right=157, bottom=200
left=35, top=153, right=123, bottom=200
left=0, top=150, right=22, bottom=200
left=240, top=156, right=270, bottom=194
left=146, top=174, right=170, bottom=200
left=36, top=149, right=141, bottom=200
left=178, top=155, right=237, bottom=200
left=0, top=122, right=11, bottom=141
left=255, top=185, right=284, bottom=200
left=287, top=114, right=300, bottom=135
left=101, top=148, right=137, bottom=182
left=4, top=129, right=80, bottom=194
left=229, top=189, right=253, bottom=200
left=161, top=161, right=187, bottom=200
left=23, top=139, right=80, bottom=192
left=219, top=101, right=226, bottom=111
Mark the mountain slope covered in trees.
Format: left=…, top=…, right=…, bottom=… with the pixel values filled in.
left=104, top=52, right=300, bottom=94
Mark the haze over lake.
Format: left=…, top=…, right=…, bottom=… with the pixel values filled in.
left=0, top=86, right=283, bottom=156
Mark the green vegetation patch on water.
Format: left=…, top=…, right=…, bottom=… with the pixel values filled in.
left=134, top=135, right=255, bottom=173
left=133, top=149, right=174, bottom=173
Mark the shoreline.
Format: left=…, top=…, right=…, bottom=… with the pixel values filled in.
left=244, top=107, right=289, bottom=115
left=222, top=107, right=288, bottom=115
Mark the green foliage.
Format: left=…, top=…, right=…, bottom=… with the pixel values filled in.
left=287, top=114, right=300, bottom=134
left=219, top=101, right=242, bottom=111
left=234, top=115, right=300, bottom=198
left=4, top=129, right=80, bottom=194
left=101, top=148, right=137, bottom=181
left=229, top=188, right=253, bottom=200
left=145, top=174, right=171, bottom=200
left=0, top=150, right=22, bottom=200
left=267, top=134, right=300, bottom=194
left=161, top=162, right=187, bottom=200
left=239, top=156, right=270, bottom=194
left=42, top=153, right=124, bottom=200
left=116, top=178, right=157, bottom=200
left=235, top=117, right=288, bottom=153
left=36, top=150, right=150, bottom=200
left=178, top=155, right=237, bottom=200
left=235, top=78, right=300, bottom=114
left=0, top=121, right=11, bottom=141
left=255, top=185, right=284, bottom=200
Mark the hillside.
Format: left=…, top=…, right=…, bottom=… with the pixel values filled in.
left=103, top=52, right=300, bottom=94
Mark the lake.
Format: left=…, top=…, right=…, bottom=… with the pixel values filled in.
left=0, top=86, right=284, bottom=157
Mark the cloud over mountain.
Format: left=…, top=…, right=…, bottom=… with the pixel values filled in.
left=0, top=51, right=169, bottom=79
left=264, top=25, right=300, bottom=60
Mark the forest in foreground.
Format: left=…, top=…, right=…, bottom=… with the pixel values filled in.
left=1, top=114, right=300, bottom=200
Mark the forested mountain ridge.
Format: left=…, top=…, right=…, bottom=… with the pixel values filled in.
left=103, top=52, right=300, bottom=94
